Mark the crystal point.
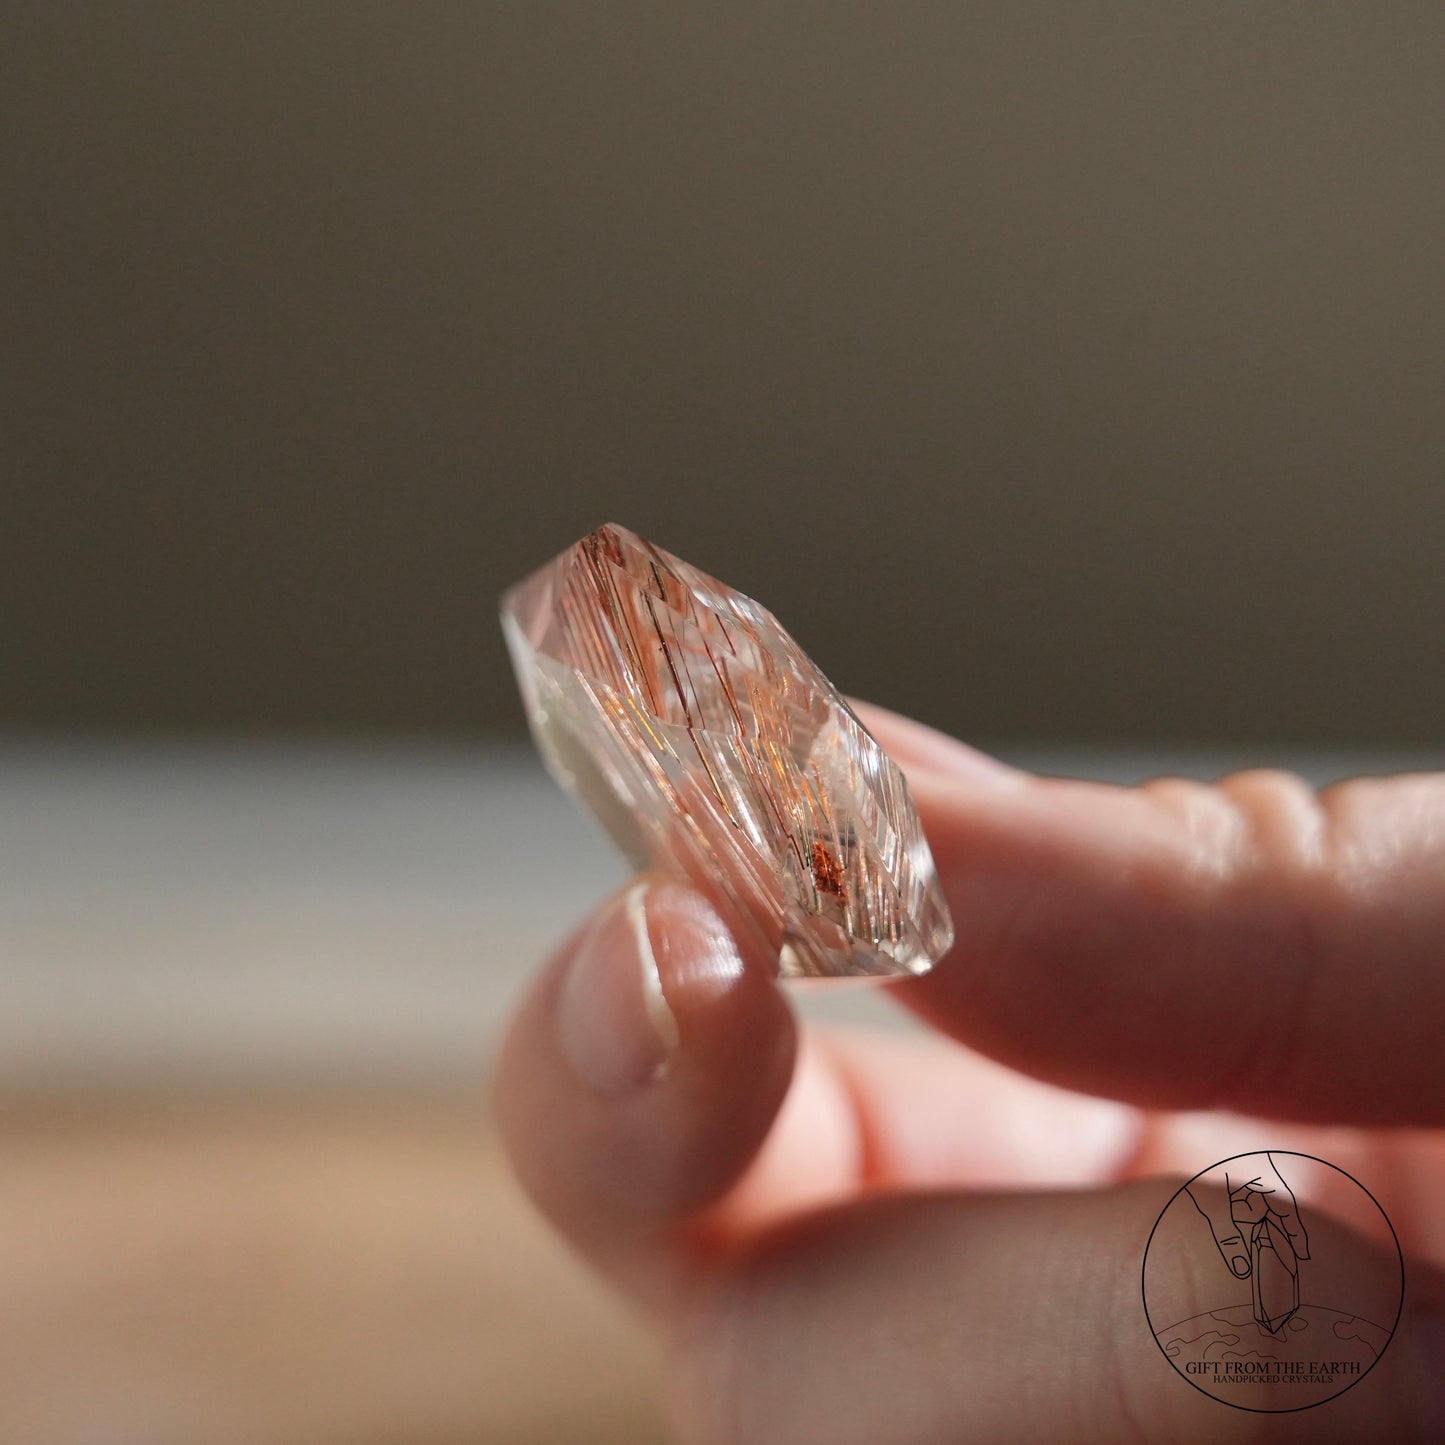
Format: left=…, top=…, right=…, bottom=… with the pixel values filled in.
left=500, top=524, right=955, bottom=979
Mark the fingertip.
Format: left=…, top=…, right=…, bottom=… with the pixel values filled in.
left=641, top=875, right=797, bottom=1105
left=847, top=698, right=1026, bottom=791
left=494, top=876, right=798, bottom=1304
left=646, top=875, right=773, bottom=1028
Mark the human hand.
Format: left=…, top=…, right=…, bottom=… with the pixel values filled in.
left=494, top=702, right=1445, bottom=1442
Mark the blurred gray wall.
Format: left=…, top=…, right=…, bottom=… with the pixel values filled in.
left=5, top=3, right=1443, bottom=745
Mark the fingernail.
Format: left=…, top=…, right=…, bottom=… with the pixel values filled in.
left=1230, top=1254, right=1251, bottom=1278
left=900, top=755, right=1025, bottom=797
left=851, top=703, right=1025, bottom=791
left=556, top=879, right=747, bottom=1095
left=892, top=734, right=1024, bottom=791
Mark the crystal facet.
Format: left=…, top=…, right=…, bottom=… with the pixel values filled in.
left=500, top=524, right=955, bottom=979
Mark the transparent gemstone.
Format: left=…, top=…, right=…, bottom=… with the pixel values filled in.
left=500, top=523, right=955, bottom=979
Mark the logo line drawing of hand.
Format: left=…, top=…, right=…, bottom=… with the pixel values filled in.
left=1186, top=1153, right=1311, bottom=1332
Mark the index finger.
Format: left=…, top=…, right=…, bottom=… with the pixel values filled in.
left=854, top=702, right=1445, bottom=1127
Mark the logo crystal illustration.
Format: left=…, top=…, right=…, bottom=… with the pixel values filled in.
left=1249, top=1212, right=1301, bottom=1335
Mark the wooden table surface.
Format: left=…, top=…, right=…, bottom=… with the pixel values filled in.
left=1, top=745, right=669, bottom=1443
left=0, top=1094, right=667, bottom=1445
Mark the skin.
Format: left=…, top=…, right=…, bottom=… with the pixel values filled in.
left=493, top=702, right=1445, bottom=1443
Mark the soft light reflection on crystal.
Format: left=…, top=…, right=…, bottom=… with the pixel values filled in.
left=501, top=524, right=954, bottom=980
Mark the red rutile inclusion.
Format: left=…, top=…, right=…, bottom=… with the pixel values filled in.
left=501, top=524, right=953, bottom=979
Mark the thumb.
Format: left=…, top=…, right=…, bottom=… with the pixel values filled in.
left=1185, top=1183, right=1252, bottom=1279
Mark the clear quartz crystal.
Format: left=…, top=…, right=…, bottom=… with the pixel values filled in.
left=500, top=524, right=954, bottom=979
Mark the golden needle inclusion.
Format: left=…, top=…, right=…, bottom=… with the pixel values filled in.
left=500, top=524, right=954, bottom=980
